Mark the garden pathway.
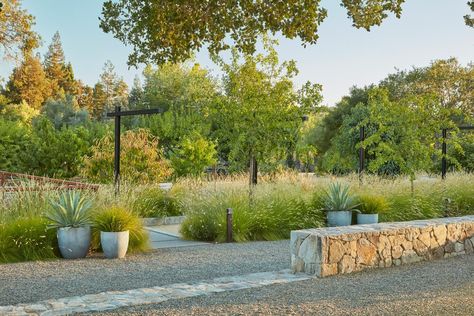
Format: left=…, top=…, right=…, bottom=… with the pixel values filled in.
left=145, top=226, right=210, bottom=249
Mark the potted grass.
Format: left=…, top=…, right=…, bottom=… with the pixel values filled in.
left=45, top=191, right=92, bottom=259
left=357, top=194, right=389, bottom=224
left=93, top=206, right=139, bottom=259
left=323, top=183, right=359, bottom=227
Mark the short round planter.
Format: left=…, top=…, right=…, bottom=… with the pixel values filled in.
left=100, top=231, right=129, bottom=259
left=327, top=211, right=352, bottom=227
left=357, top=213, right=379, bottom=225
left=57, top=226, right=91, bottom=259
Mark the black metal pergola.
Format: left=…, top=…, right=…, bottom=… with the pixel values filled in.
left=441, top=125, right=474, bottom=179
left=358, top=125, right=474, bottom=181
left=107, top=105, right=162, bottom=195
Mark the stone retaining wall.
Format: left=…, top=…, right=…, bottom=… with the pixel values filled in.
left=291, top=216, right=474, bottom=277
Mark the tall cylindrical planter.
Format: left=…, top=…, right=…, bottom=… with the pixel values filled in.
left=57, top=226, right=91, bottom=259
left=327, top=211, right=352, bottom=227
left=357, top=213, right=379, bottom=225
left=100, top=231, right=129, bottom=259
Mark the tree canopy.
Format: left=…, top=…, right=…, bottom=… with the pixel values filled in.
left=100, top=0, right=408, bottom=66
left=0, top=0, right=39, bottom=59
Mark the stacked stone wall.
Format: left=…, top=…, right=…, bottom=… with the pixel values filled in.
left=291, top=216, right=474, bottom=277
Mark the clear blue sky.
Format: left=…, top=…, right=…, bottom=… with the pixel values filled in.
left=1, top=0, right=473, bottom=106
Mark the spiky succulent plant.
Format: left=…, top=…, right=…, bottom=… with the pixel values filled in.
left=45, top=191, right=92, bottom=228
left=323, top=183, right=359, bottom=212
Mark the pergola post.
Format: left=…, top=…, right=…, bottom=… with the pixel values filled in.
left=358, top=126, right=365, bottom=184
left=107, top=107, right=163, bottom=196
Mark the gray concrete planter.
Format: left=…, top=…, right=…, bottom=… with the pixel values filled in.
left=327, top=211, right=352, bottom=227
left=357, top=213, right=379, bottom=225
left=100, top=231, right=129, bottom=259
left=57, top=226, right=91, bottom=259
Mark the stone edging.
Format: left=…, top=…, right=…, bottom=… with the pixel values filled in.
left=291, top=216, right=474, bottom=277
left=0, top=270, right=310, bottom=316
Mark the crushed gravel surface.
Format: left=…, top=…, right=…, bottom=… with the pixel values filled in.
left=0, top=241, right=288, bottom=305
left=90, top=255, right=474, bottom=316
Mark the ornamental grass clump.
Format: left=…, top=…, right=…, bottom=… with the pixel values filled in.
left=0, top=217, right=58, bottom=263
left=358, top=194, right=390, bottom=214
left=132, top=186, right=182, bottom=218
left=180, top=182, right=325, bottom=242
left=92, top=206, right=149, bottom=253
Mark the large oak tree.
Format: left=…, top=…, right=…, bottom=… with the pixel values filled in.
left=0, top=0, right=38, bottom=60
left=100, top=0, right=407, bottom=66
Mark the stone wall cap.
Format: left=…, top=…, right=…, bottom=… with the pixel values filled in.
left=292, top=215, right=474, bottom=237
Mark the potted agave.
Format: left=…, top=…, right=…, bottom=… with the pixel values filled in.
left=45, top=191, right=92, bottom=259
left=323, top=183, right=359, bottom=227
left=94, top=206, right=137, bottom=259
left=357, top=194, right=389, bottom=224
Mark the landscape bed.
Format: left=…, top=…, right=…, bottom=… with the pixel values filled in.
left=0, top=173, right=473, bottom=264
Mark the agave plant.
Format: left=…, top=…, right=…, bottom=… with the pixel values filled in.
left=45, top=191, right=93, bottom=228
left=323, top=183, right=360, bottom=212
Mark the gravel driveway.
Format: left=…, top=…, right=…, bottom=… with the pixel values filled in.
left=0, top=241, right=288, bottom=305
left=91, top=255, right=474, bottom=316
left=1, top=240, right=472, bottom=315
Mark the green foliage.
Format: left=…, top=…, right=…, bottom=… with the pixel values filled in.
left=443, top=178, right=474, bottom=217
left=315, top=59, right=473, bottom=174
left=362, top=88, right=439, bottom=178
left=323, top=182, right=359, bottom=212
left=83, top=129, right=172, bottom=184
left=0, top=189, right=56, bottom=223
left=99, top=0, right=406, bottom=66
left=466, top=1, right=474, bottom=27
left=92, top=206, right=149, bottom=252
left=133, top=187, right=182, bottom=218
left=0, top=0, right=39, bottom=60
left=138, top=63, right=216, bottom=154
left=41, top=95, right=89, bottom=129
left=210, top=42, right=305, bottom=172
left=28, top=117, right=91, bottom=178
left=97, top=60, right=129, bottom=117
left=0, top=101, right=39, bottom=125
left=180, top=183, right=325, bottom=242
left=0, top=117, right=32, bottom=172
left=93, top=206, right=138, bottom=232
left=44, top=31, right=78, bottom=98
left=358, top=194, right=390, bottom=215
left=0, top=217, right=58, bottom=263
left=5, top=52, right=51, bottom=109
left=45, top=191, right=92, bottom=228
left=170, top=133, right=217, bottom=177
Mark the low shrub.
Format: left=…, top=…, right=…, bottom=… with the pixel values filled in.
left=132, top=187, right=182, bottom=218
left=91, top=206, right=149, bottom=253
left=0, top=217, right=58, bottom=263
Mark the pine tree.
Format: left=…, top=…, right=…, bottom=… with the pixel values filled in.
left=5, top=52, right=51, bottom=109
left=98, top=60, right=128, bottom=114
left=76, top=81, right=95, bottom=113
left=43, top=31, right=77, bottom=97
left=62, top=62, right=78, bottom=95
left=128, top=76, right=144, bottom=109
left=92, top=82, right=107, bottom=120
